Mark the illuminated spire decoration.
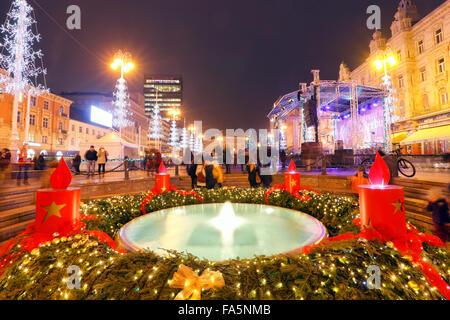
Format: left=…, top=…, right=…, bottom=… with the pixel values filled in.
left=169, top=119, right=179, bottom=147
left=180, top=126, right=189, bottom=149
left=189, top=132, right=195, bottom=150
left=112, top=77, right=132, bottom=130
left=149, top=90, right=163, bottom=150
left=0, top=0, right=48, bottom=158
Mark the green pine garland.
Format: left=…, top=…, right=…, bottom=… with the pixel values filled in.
left=0, top=188, right=448, bottom=300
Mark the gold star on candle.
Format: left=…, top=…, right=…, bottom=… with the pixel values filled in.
left=291, top=180, right=297, bottom=187
left=391, top=200, right=404, bottom=215
left=41, top=202, right=66, bottom=223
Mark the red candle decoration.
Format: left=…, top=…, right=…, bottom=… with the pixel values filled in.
left=154, top=162, right=170, bottom=193
left=34, top=158, right=81, bottom=234
left=284, top=160, right=301, bottom=194
left=358, top=152, right=406, bottom=241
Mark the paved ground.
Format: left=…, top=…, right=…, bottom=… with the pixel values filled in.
left=1, top=165, right=448, bottom=192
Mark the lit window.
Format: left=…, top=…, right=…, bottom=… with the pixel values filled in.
left=398, top=75, right=404, bottom=88
left=438, top=58, right=445, bottom=73
left=440, top=89, right=448, bottom=105
left=435, top=28, right=443, bottom=44
left=418, top=40, right=424, bottom=54
left=420, top=67, right=426, bottom=82
left=28, top=133, right=34, bottom=142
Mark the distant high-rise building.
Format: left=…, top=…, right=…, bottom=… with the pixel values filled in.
left=143, top=75, right=183, bottom=152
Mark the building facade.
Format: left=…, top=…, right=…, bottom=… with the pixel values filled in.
left=345, top=0, right=450, bottom=154
left=67, top=119, right=113, bottom=154
left=143, top=75, right=183, bottom=153
left=0, top=70, right=73, bottom=159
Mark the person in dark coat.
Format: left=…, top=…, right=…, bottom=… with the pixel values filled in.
left=84, top=146, right=98, bottom=178
left=204, top=160, right=216, bottom=189
left=72, top=153, right=81, bottom=174
left=426, top=188, right=450, bottom=243
left=280, top=150, right=287, bottom=170
left=37, top=153, right=46, bottom=170
left=187, top=157, right=198, bottom=189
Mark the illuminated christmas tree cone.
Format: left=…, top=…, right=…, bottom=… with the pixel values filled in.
left=284, top=160, right=301, bottom=194
left=154, top=162, right=170, bottom=193
left=35, top=158, right=81, bottom=234
left=358, top=152, right=406, bottom=241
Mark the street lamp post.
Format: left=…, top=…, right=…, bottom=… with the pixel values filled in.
left=111, top=50, right=134, bottom=159
left=373, top=52, right=397, bottom=153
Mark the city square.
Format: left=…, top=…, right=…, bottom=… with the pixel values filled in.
left=0, top=0, right=449, bottom=307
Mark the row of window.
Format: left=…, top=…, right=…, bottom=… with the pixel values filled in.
left=396, top=58, right=446, bottom=89
left=18, top=113, right=66, bottom=131
left=27, top=134, right=63, bottom=146
left=28, top=97, right=66, bottom=114
left=417, top=28, right=443, bottom=55
left=71, top=124, right=107, bottom=137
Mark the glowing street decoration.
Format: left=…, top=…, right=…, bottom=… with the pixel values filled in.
left=112, top=77, right=132, bottom=131
left=0, top=0, right=48, bottom=158
left=180, top=127, right=189, bottom=149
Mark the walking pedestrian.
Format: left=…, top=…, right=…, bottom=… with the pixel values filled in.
left=17, top=145, right=30, bottom=185
left=0, top=148, right=11, bottom=180
left=84, top=146, right=98, bottom=178
left=426, top=188, right=450, bottom=243
left=72, top=153, right=81, bottom=175
left=97, top=147, right=109, bottom=176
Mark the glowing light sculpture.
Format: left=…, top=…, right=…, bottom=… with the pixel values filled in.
left=0, top=0, right=48, bottom=159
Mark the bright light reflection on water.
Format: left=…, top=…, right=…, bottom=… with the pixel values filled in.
left=119, top=202, right=327, bottom=261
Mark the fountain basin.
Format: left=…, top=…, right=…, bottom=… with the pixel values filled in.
left=118, top=203, right=327, bottom=261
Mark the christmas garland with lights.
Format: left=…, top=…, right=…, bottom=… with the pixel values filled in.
left=0, top=188, right=448, bottom=300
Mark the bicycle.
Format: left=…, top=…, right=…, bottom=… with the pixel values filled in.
left=360, top=146, right=416, bottom=178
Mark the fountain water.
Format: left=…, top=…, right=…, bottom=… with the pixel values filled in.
left=119, top=202, right=327, bottom=261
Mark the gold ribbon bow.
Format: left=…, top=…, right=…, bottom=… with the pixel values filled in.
left=169, top=264, right=225, bottom=300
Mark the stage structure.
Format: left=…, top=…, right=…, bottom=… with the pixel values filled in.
left=268, top=71, right=387, bottom=154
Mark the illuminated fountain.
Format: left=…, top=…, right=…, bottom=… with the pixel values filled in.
left=118, top=202, right=327, bottom=261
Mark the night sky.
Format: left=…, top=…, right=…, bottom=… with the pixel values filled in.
left=0, top=0, right=445, bottom=130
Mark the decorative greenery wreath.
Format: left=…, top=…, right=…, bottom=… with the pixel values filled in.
left=0, top=188, right=448, bottom=300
